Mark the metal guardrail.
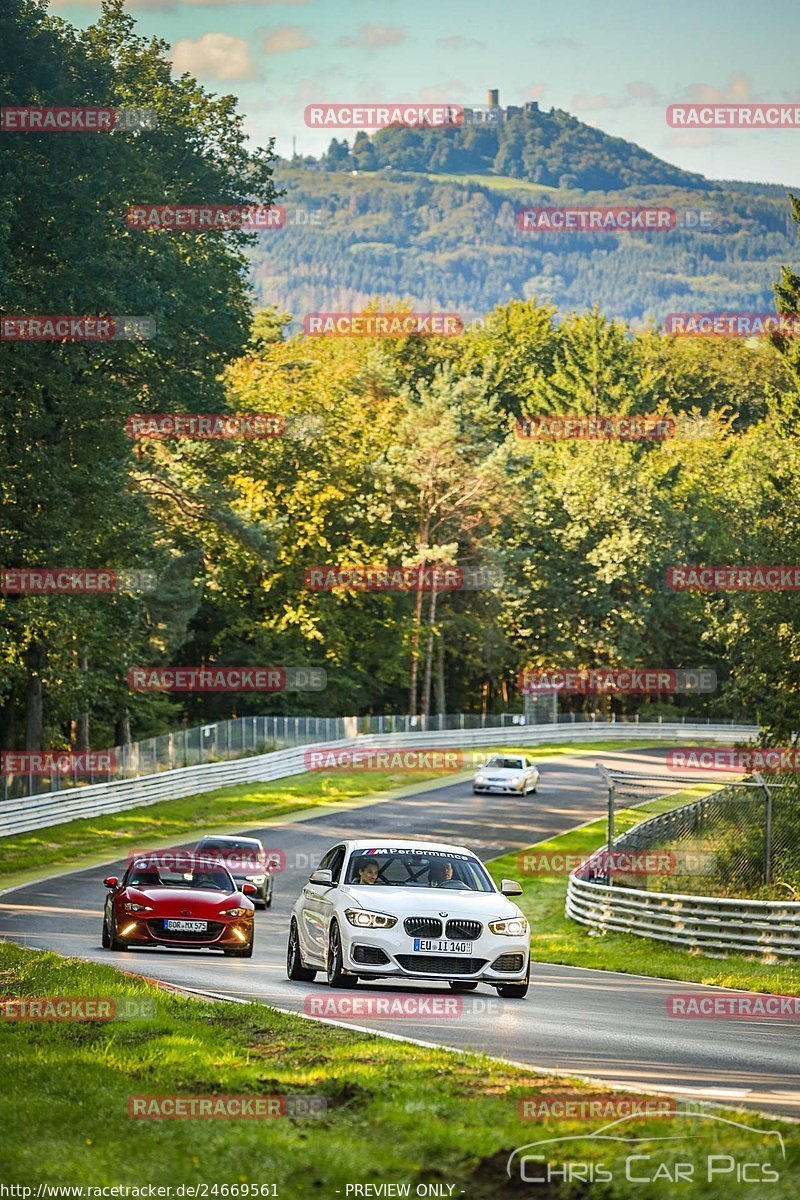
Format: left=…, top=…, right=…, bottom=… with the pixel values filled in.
left=0, top=720, right=758, bottom=839
left=566, top=778, right=800, bottom=958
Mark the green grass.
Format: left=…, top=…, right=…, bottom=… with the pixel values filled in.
left=426, top=171, right=561, bottom=193
left=0, top=942, right=795, bottom=1196
left=487, top=788, right=800, bottom=993
left=0, top=737, right=665, bottom=888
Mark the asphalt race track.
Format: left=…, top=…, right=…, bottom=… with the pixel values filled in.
left=2, top=747, right=798, bottom=1118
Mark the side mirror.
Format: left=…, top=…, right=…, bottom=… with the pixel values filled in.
left=241, top=882, right=258, bottom=896
left=103, top=876, right=119, bottom=889
left=309, top=868, right=333, bottom=886
left=501, top=879, right=523, bottom=897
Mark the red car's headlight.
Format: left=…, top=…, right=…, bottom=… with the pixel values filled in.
left=123, top=902, right=152, bottom=913
left=220, top=906, right=250, bottom=918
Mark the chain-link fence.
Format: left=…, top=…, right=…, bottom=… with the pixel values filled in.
left=600, top=770, right=800, bottom=901
left=2, top=708, right=747, bottom=802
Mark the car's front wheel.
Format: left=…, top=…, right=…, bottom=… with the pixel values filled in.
left=103, top=913, right=126, bottom=952
left=224, top=938, right=254, bottom=958
left=497, top=965, right=530, bottom=999
left=326, top=921, right=353, bottom=989
left=287, top=919, right=316, bottom=981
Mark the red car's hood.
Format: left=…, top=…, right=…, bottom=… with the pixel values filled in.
left=122, top=887, right=248, bottom=915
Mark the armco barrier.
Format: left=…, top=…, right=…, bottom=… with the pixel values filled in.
left=566, top=778, right=800, bottom=958
left=0, top=721, right=757, bottom=838
left=566, top=874, right=800, bottom=957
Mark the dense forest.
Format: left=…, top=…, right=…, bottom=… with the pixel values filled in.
left=250, top=165, right=797, bottom=327
left=3, top=0, right=800, bottom=759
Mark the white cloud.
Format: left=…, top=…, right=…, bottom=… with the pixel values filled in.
left=571, top=91, right=613, bottom=112
left=171, top=32, right=258, bottom=82
left=683, top=73, right=752, bottom=104
left=262, top=25, right=314, bottom=54
left=338, top=24, right=407, bottom=49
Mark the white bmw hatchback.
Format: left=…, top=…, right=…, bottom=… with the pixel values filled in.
left=287, top=839, right=530, bottom=998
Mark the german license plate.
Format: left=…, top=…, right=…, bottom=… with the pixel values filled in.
left=413, top=938, right=469, bottom=953
left=165, top=919, right=207, bottom=932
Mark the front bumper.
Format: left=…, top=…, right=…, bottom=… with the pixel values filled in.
left=115, top=915, right=253, bottom=949
left=340, top=926, right=529, bottom=983
left=473, top=778, right=536, bottom=794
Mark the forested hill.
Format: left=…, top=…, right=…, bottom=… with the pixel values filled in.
left=317, top=105, right=709, bottom=192
left=249, top=101, right=798, bottom=326
left=251, top=164, right=797, bottom=327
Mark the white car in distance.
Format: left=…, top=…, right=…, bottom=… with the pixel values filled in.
left=286, top=839, right=530, bottom=998
left=473, top=754, right=540, bottom=795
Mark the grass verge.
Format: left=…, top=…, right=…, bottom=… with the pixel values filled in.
left=0, top=738, right=663, bottom=888
left=488, top=788, right=800, bottom=994
left=0, top=942, right=795, bottom=1196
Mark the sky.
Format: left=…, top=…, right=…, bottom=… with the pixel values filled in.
left=49, top=0, right=800, bottom=186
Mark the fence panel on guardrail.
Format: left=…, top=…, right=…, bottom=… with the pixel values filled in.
left=0, top=720, right=758, bottom=838
left=565, top=774, right=800, bottom=958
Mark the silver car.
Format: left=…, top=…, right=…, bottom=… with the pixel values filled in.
left=473, top=754, right=540, bottom=795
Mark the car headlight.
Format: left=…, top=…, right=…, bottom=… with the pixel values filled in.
left=344, top=908, right=397, bottom=929
left=123, top=902, right=152, bottom=913
left=488, top=917, right=528, bottom=936
left=245, top=874, right=266, bottom=884
left=508, top=776, right=523, bottom=786
left=221, top=907, right=251, bottom=918
left=475, top=775, right=486, bottom=784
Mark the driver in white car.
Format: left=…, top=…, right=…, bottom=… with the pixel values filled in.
left=428, top=860, right=464, bottom=888
left=358, top=861, right=381, bottom=885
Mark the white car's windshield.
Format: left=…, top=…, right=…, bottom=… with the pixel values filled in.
left=484, top=756, right=525, bottom=770
left=345, top=848, right=494, bottom=892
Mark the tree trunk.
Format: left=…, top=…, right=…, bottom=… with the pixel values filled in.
left=114, top=711, right=132, bottom=747
left=434, top=631, right=446, bottom=718
left=25, top=640, right=44, bottom=750
left=75, top=654, right=90, bottom=751
left=408, top=581, right=424, bottom=716
left=0, top=694, right=16, bottom=751
left=422, top=587, right=437, bottom=718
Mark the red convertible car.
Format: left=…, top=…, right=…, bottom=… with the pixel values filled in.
left=102, top=854, right=257, bottom=957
